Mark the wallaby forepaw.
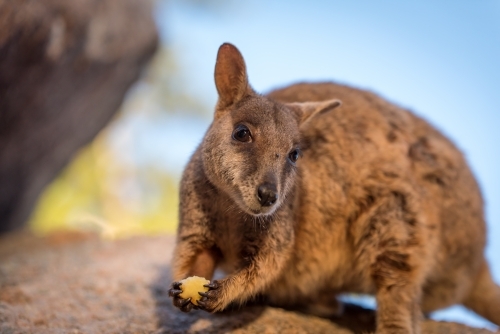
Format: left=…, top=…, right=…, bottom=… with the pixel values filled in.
left=197, top=280, right=223, bottom=312
left=168, top=281, right=182, bottom=297
left=169, top=281, right=198, bottom=312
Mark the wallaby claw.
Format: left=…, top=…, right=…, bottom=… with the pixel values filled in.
left=203, top=281, right=219, bottom=290
left=197, top=299, right=207, bottom=309
left=180, top=300, right=194, bottom=312
left=180, top=297, right=191, bottom=307
left=169, top=289, right=182, bottom=297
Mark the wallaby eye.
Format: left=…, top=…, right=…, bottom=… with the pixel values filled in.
left=288, top=148, right=300, bottom=163
left=232, top=125, right=252, bottom=142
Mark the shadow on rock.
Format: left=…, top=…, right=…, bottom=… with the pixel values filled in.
left=328, top=303, right=376, bottom=333
left=150, top=265, right=265, bottom=334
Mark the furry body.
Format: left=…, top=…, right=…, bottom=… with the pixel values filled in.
left=169, top=44, right=500, bottom=333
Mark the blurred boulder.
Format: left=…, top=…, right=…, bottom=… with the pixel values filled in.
left=0, top=0, right=158, bottom=232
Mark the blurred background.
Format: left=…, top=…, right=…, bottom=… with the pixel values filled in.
left=17, top=0, right=499, bottom=330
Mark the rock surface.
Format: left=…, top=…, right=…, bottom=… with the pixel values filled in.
left=0, top=232, right=495, bottom=333
left=0, top=0, right=158, bottom=232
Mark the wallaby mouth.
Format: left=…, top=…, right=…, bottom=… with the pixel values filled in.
left=249, top=205, right=277, bottom=216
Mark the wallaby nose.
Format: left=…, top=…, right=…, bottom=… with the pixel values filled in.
left=257, top=183, right=278, bottom=207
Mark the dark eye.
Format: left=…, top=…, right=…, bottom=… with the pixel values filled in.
left=288, top=148, right=300, bottom=163
left=232, top=125, right=252, bottom=142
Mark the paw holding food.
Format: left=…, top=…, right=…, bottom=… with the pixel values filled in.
left=170, top=276, right=210, bottom=307
left=179, top=276, right=210, bottom=305
left=168, top=276, right=221, bottom=312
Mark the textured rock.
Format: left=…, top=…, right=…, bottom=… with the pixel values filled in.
left=0, top=232, right=495, bottom=333
left=0, top=0, right=158, bottom=232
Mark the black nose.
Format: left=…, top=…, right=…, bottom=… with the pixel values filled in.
left=257, top=183, right=278, bottom=207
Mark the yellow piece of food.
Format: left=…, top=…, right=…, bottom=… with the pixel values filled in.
left=179, top=276, right=210, bottom=305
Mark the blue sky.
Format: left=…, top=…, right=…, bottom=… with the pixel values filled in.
left=144, top=0, right=500, bottom=329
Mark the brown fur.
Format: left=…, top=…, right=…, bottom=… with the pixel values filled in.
left=168, top=43, right=500, bottom=333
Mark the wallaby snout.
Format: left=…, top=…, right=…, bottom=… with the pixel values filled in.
left=257, top=183, right=278, bottom=207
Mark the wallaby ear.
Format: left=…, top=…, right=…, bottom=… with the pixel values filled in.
left=286, top=99, right=342, bottom=126
left=214, top=43, right=253, bottom=111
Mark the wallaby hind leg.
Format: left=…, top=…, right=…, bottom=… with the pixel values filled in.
left=463, top=261, right=500, bottom=325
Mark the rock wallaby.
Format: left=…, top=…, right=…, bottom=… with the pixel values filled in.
left=169, top=43, right=500, bottom=333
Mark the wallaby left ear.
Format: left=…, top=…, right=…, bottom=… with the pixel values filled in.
left=214, top=43, right=253, bottom=111
left=285, top=99, right=342, bottom=126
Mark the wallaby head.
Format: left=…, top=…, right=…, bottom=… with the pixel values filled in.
left=201, top=43, right=341, bottom=216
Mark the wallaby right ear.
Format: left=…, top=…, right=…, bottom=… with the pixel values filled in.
left=214, top=43, right=253, bottom=112
left=286, top=99, right=342, bottom=127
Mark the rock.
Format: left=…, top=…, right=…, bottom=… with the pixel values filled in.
left=0, top=0, right=158, bottom=233
left=0, top=232, right=495, bottom=333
